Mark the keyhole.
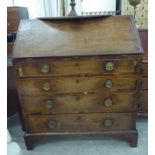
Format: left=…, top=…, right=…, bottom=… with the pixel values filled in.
left=76, top=79, right=80, bottom=83
left=76, top=96, right=80, bottom=100
left=75, top=63, right=79, bottom=67
left=77, top=116, right=81, bottom=120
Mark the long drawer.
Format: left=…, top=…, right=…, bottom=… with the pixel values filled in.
left=17, top=76, right=147, bottom=94
left=27, top=113, right=136, bottom=133
left=21, top=93, right=137, bottom=114
left=17, top=76, right=141, bottom=94
left=15, top=58, right=140, bottom=77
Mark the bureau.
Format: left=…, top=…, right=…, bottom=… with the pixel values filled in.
left=12, top=15, right=144, bottom=150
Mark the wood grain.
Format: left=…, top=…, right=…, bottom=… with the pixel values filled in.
left=14, top=57, right=139, bottom=77
left=21, top=92, right=137, bottom=114
left=27, top=113, right=136, bottom=133
left=17, top=76, right=138, bottom=94
left=12, top=16, right=143, bottom=58
left=13, top=15, right=143, bottom=149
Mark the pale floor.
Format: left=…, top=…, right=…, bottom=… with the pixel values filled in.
left=7, top=113, right=148, bottom=155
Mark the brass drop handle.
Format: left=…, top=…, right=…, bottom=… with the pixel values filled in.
left=105, top=62, right=114, bottom=71
left=42, top=82, right=51, bottom=91
left=48, top=120, right=57, bottom=128
left=105, top=80, right=113, bottom=88
left=41, top=64, right=50, bottom=73
left=18, top=67, right=23, bottom=77
left=103, top=119, right=113, bottom=127
left=104, top=98, right=113, bottom=107
left=46, top=100, right=54, bottom=109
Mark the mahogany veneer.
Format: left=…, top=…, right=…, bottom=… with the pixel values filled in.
left=13, top=15, right=143, bottom=149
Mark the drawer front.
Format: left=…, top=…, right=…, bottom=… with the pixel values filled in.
left=7, top=19, right=20, bottom=32
left=15, top=58, right=138, bottom=77
left=27, top=113, right=136, bottom=133
left=17, top=76, right=137, bottom=94
left=21, top=93, right=137, bottom=114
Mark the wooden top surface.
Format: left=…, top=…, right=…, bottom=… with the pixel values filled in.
left=12, top=15, right=143, bottom=59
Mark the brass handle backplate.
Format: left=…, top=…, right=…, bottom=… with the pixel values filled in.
left=104, top=119, right=113, bottom=127
left=104, top=98, right=113, bottom=107
left=18, top=67, right=23, bottom=77
left=105, top=62, right=114, bottom=71
left=105, top=80, right=113, bottom=88
left=42, top=82, right=51, bottom=91
left=48, top=120, right=57, bottom=128
left=41, top=64, right=50, bottom=73
left=46, top=100, right=54, bottom=109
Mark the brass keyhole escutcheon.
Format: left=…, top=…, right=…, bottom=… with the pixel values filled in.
left=75, top=63, right=79, bottom=67
left=48, top=120, right=57, bottom=128
left=104, top=98, right=113, bottom=107
left=42, top=82, right=51, bottom=91
left=41, top=64, right=50, bottom=73
left=103, top=119, right=113, bottom=127
left=76, top=79, right=80, bottom=83
left=105, top=80, right=113, bottom=88
left=18, top=67, right=23, bottom=77
left=105, top=62, right=114, bottom=71
left=76, top=96, right=80, bottom=100
left=77, top=116, right=81, bottom=120
left=46, top=100, right=54, bottom=109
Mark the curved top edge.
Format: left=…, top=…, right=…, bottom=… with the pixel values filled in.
left=38, top=15, right=112, bottom=20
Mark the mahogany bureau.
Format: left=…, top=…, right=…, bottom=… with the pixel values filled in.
left=12, top=15, right=144, bottom=150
